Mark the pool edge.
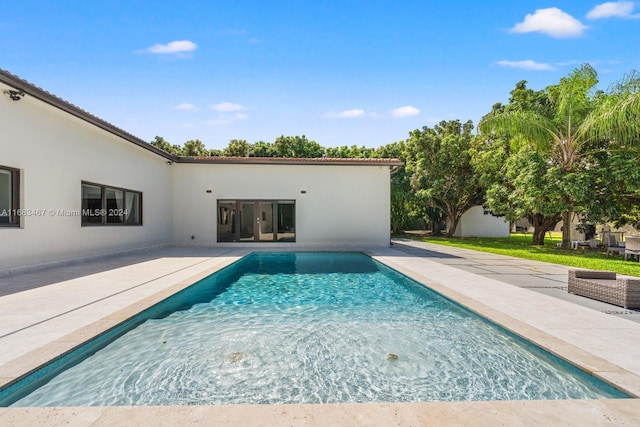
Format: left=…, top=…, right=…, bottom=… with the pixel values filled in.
left=1, top=248, right=639, bottom=425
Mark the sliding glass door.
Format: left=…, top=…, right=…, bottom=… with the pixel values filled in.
left=218, top=202, right=236, bottom=242
left=218, top=200, right=295, bottom=242
left=239, top=202, right=255, bottom=241
left=257, top=202, right=275, bottom=241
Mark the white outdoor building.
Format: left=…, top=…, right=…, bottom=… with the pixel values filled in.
left=453, top=205, right=510, bottom=238
left=0, top=69, right=401, bottom=272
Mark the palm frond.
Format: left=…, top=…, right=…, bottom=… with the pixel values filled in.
left=584, top=90, right=640, bottom=144
left=479, top=110, right=559, bottom=153
left=554, top=64, right=598, bottom=122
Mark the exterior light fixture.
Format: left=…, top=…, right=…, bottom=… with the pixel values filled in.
left=4, top=90, right=25, bottom=101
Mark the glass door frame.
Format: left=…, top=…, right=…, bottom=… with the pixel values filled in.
left=217, top=199, right=295, bottom=243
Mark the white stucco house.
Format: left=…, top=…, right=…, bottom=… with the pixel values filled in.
left=452, top=206, right=510, bottom=238
left=0, top=69, right=402, bottom=272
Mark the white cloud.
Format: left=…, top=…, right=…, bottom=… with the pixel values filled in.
left=338, top=109, right=366, bottom=118
left=175, top=102, right=196, bottom=111
left=554, top=60, right=581, bottom=67
left=324, top=106, right=419, bottom=119
left=510, top=8, right=588, bottom=38
left=497, top=60, right=555, bottom=71
left=391, top=106, right=420, bottom=118
left=323, top=109, right=368, bottom=118
left=206, top=107, right=249, bottom=126
left=587, top=1, right=640, bottom=19
left=211, top=102, right=244, bottom=112
left=146, top=40, right=197, bottom=54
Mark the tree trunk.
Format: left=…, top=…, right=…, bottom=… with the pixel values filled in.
left=529, top=213, right=561, bottom=246
left=561, top=210, right=572, bottom=249
left=446, top=212, right=460, bottom=237
left=532, top=228, right=546, bottom=246
left=430, top=219, right=442, bottom=236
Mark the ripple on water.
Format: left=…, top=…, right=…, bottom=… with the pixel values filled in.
left=11, top=255, right=624, bottom=406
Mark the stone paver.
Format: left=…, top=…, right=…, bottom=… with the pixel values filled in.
left=392, top=239, right=640, bottom=323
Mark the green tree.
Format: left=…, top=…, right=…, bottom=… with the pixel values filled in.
left=374, top=141, right=425, bottom=234
left=150, top=136, right=184, bottom=156
left=407, top=120, right=484, bottom=237
left=485, top=149, right=564, bottom=244
left=582, top=150, right=640, bottom=230
left=249, top=141, right=274, bottom=157
left=182, top=139, right=209, bottom=157
left=223, top=139, right=250, bottom=157
left=325, top=145, right=375, bottom=158
left=272, top=135, right=325, bottom=158
left=474, top=83, right=563, bottom=244
left=480, top=64, right=640, bottom=248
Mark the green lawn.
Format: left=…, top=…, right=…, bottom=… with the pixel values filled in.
left=404, top=232, right=640, bottom=277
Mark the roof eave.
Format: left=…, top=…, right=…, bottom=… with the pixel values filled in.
left=0, top=69, right=178, bottom=162
left=177, top=157, right=404, bottom=166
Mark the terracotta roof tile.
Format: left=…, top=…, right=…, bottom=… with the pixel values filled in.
left=184, top=156, right=403, bottom=166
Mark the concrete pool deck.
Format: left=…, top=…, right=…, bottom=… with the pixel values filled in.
left=1, top=243, right=640, bottom=425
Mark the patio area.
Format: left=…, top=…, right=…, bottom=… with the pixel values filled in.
left=1, top=242, right=639, bottom=425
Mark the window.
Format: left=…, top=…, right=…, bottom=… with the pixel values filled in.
left=0, top=165, right=20, bottom=227
left=81, top=182, right=142, bottom=226
left=218, top=200, right=295, bottom=242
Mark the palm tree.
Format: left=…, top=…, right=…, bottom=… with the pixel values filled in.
left=479, top=64, right=640, bottom=248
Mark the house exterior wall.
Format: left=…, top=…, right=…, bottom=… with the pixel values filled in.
left=172, top=163, right=392, bottom=246
left=453, top=205, right=510, bottom=238
left=0, top=83, right=173, bottom=271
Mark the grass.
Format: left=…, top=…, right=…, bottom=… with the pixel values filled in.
left=402, top=232, right=640, bottom=277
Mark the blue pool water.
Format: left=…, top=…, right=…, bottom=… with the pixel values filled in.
left=1, top=252, right=627, bottom=406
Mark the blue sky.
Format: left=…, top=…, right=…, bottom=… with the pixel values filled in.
left=2, top=1, right=639, bottom=150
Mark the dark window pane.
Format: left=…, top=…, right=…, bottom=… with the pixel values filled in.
left=81, top=184, right=103, bottom=224
left=105, top=188, right=124, bottom=224
left=82, top=183, right=142, bottom=226
left=258, top=202, right=274, bottom=241
left=124, top=192, right=141, bottom=225
left=0, top=166, right=20, bottom=226
left=218, top=201, right=236, bottom=242
left=277, top=201, right=295, bottom=242
left=239, top=202, right=255, bottom=241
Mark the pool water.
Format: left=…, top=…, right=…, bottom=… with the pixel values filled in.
left=3, top=252, right=627, bottom=406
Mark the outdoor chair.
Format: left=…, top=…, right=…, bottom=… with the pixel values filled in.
left=606, top=234, right=626, bottom=257
left=568, top=269, right=640, bottom=308
left=624, top=236, right=640, bottom=261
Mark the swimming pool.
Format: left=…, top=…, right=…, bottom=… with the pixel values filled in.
left=0, top=252, right=628, bottom=406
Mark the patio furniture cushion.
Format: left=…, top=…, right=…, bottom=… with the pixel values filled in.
left=568, top=269, right=640, bottom=309
left=624, top=237, right=640, bottom=261
left=606, top=234, right=626, bottom=257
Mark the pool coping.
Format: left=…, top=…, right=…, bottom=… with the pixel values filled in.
left=1, top=247, right=640, bottom=425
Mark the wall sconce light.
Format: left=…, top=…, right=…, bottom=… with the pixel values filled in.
left=4, top=90, right=25, bottom=101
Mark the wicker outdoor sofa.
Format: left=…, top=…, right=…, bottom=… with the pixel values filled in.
left=568, top=269, right=640, bottom=309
